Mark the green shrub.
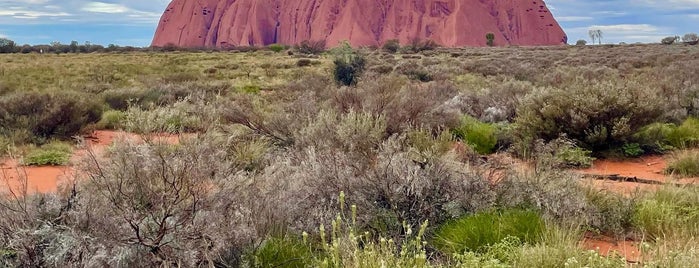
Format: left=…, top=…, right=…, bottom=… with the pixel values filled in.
left=23, top=141, right=72, bottom=166
left=433, top=209, right=545, bottom=254
left=634, top=122, right=676, bottom=153
left=0, top=91, right=102, bottom=143
left=246, top=236, right=313, bottom=268
left=97, top=110, right=126, bottom=130
left=555, top=145, right=594, bottom=168
left=240, top=84, right=261, bottom=94
left=665, top=151, right=699, bottom=177
left=621, top=143, right=644, bottom=157
left=333, top=53, right=366, bottom=86
left=395, top=62, right=432, bottom=82
left=268, top=44, right=285, bottom=53
left=516, top=80, right=664, bottom=152
left=452, top=116, right=497, bottom=154
left=585, top=188, right=636, bottom=235
left=667, top=117, right=699, bottom=149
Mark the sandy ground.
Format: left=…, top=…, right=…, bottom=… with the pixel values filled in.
left=582, top=233, right=641, bottom=263
left=0, top=130, right=184, bottom=194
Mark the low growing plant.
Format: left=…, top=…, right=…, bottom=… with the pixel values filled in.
left=23, top=141, right=72, bottom=166
left=432, top=209, right=545, bottom=255
left=452, top=116, right=497, bottom=155
left=665, top=151, right=699, bottom=177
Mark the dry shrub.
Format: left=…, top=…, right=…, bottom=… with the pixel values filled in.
left=515, top=79, right=665, bottom=151
left=0, top=91, right=102, bottom=143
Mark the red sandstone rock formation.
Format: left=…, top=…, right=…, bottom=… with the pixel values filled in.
left=152, top=0, right=567, bottom=48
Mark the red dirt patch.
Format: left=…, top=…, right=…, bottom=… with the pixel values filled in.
left=1, top=130, right=185, bottom=195
left=578, top=155, right=699, bottom=195
left=582, top=233, right=640, bottom=263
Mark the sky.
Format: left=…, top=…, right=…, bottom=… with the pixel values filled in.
left=0, top=0, right=698, bottom=47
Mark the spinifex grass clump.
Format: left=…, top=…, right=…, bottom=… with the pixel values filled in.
left=22, top=141, right=72, bottom=166
left=452, top=115, right=497, bottom=155
left=665, top=151, right=699, bottom=177
left=433, top=209, right=545, bottom=255
left=633, top=186, right=699, bottom=239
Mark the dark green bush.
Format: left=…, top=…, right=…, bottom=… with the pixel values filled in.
left=102, top=88, right=163, bottom=110
left=622, top=143, right=644, bottom=157
left=333, top=54, right=366, bottom=86
left=433, top=209, right=545, bottom=254
left=0, top=91, right=102, bottom=143
left=452, top=116, right=497, bottom=154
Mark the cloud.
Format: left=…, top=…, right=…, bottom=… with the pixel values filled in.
left=82, top=2, right=130, bottom=13
left=556, top=16, right=594, bottom=22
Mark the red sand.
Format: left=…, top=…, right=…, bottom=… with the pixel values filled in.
left=152, top=0, right=567, bottom=48
left=0, top=130, right=185, bottom=195
left=582, top=234, right=640, bottom=263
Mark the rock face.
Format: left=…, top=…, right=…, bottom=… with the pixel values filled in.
left=152, top=0, right=567, bottom=48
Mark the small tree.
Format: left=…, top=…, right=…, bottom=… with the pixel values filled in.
left=69, top=40, right=79, bottom=53
left=575, top=39, right=587, bottom=46
left=485, top=32, right=495, bottom=47
left=682, top=33, right=699, bottom=44
left=332, top=42, right=366, bottom=86
left=0, top=38, right=17, bottom=53
left=588, top=29, right=603, bottom=45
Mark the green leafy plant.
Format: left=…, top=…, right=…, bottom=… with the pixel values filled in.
left=23, top=141, right=72, bottom=166
left=452, top=116, right=497, bottom=154
left=97, top=110, right=126, bottom=130
left=622, top=143, right=644, bottom=157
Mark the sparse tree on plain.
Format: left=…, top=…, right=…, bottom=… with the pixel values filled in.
left=589, top=29, right=603, bottom=45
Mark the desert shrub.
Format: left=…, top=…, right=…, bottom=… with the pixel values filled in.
left=102, top=88, right=163, bottom=110
left=296, top=40, right=326, bottom=55
left=72, top=138, right=259, bottom=266
left=662, top=36, right=678, bottom=45
left=246, top=236, right=313, bottom=267
left=296, top=58, right=312, bottom=67
left=576, top=40, right=587, bottom=46
left=433, top=209, right=545, bottom=254
left=584, top=189, right=636, bottom=235
left=666, top=117, right=699, bottom=149
left=268, top=44, right=285, bottom=53
left=452, top=116, right=497, bottom=154
left=665, top=151, right=699, bottom=177
left=497, top=161, right=590, bottom=221
left=96, top=110, right=126, bottom=130
left=382, top=39, right=401, bottom=53
left=22, top=141, right=72, bottom=166
left=555, top=145, right=594, bottom=168
left=633, top=187, right=699, bottom=239
left=310, top=194, right=430, bottom=267
left=405, top=38, right=439, bottom=53
left=123, top=100, right=203, bottom=134
left=239, top=84, right=261, bottom=94
left=515, top=80, right=665, bottom=152
left=634, top=122, right=677, bottom=153
left=333, top=53, right=366, bottom=86
left=0, top=91, right=102, bottom=143
left=369, top=64, right=394, bottom=74
left=395, top=62, right=432, bottom=82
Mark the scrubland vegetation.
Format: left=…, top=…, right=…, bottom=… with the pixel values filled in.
left=1, top=42, right=699, bottom=267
